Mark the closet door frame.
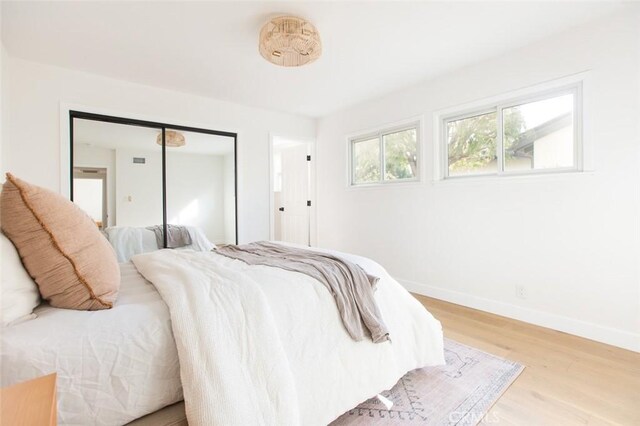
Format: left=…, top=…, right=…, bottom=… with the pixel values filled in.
left=68, top=109, right=238, bottom=245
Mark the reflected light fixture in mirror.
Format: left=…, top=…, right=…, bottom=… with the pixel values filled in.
left=156, top=130, right=186, bottom=147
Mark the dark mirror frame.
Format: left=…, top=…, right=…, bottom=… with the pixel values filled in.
left=69, top=110, right=238, bottom=245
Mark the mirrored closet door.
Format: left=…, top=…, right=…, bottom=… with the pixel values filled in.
left=70, top=111, right=237, bottom=258
left=164, top=128, right=236, bottom=246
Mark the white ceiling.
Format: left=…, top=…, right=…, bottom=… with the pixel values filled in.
left=1, top=1, right=631, bottom=118
left=74, top=118, right=234, bottom=155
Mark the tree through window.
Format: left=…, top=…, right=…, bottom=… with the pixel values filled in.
left=351, top=124, right=419, bottom=186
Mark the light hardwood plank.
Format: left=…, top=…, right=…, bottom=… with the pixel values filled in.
left=414, top=294, right=640, bottom=426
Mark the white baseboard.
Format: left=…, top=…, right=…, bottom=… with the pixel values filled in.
left=399, top=279, right=640, bottom=353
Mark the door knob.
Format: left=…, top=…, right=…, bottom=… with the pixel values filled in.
left=279, top=207, right=285, bottom=212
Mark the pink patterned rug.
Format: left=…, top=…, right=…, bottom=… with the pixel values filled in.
left=330, top=339, right=524, bottom=425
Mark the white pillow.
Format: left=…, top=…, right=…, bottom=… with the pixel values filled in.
left=1, top=232, right=40, bottom=325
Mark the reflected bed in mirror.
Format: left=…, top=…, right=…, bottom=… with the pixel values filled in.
left=104, top=225, right=216, bottom=262
left=70, top=111, right=237, bottom=260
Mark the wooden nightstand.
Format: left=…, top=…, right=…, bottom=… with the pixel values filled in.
left=1, top=373, right=57, bottom=426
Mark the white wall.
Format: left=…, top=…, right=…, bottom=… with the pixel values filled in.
left=223, top=153, right=236, bottom=243
left=316, top=12, right=640, bottom=351
left=1, top=57, right=316, bottom=243
left=115, top=148, right=164, bottom=228
left=166, top=151, right=227, bottom=244
left=0, top=39, right=6, bottom=177
left=0, top=5, right=3, bottom=176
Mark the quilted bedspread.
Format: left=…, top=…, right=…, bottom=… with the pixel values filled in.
left=132, top=245, right=445, bottom=425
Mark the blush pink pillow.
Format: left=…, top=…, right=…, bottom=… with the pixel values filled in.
left=0, top=173, right=120, bottom=310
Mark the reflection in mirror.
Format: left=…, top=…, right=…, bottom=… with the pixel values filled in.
left=73, top=119, right=163, bottom=229
left=71, top=116, right=237, bottom=262
left=165, top=128, right=236, bottom=245
left=73, top=167, right=107, bottom=229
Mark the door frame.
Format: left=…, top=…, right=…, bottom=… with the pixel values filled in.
left=268, top=134, right=317, bottom=246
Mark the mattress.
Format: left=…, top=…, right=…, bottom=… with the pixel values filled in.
left=0, top=262, right=183, bottom=425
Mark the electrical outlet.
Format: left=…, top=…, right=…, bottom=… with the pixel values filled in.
left=515, top=285, right=527, bottom=300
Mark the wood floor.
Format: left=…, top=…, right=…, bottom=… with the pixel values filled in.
left=413, top=295, right=640, bottom=426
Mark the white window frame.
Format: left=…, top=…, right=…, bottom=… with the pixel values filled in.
left=348, top=121, right=421, bottom=187
left=435, top=75, right=587, bottom=181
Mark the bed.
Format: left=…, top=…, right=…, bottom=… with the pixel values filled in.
left=1, top=245, right=444, bottom=425
left=0, top=263, right=183, bottom=424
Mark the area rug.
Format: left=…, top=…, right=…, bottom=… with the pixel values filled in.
left=330, top=339, right=524, bottom=426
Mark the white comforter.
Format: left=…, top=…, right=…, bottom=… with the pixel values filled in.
left=1, top=263, right=183, bottom=425
left=132, top=246, right=445, bottom=426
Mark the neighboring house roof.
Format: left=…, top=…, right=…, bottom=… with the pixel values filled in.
left=510, top=112, right=572, bottom=155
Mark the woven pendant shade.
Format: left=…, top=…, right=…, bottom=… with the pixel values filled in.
left=259, top=16, right=321, bottom=67
left=156, top=130, right=186, bottom=148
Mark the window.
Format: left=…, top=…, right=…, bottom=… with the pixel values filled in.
left=350, top=123, right=419, bottom=185
left=443, top=85, right=581, bottom=178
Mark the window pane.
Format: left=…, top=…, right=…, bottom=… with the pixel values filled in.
left=503, top=94, right=574, bottom=172
left=353, top=137, right=380, bottom=184
left=383, top=128, right=417, bottom=180
left=447, top=112, right=497, bottom=176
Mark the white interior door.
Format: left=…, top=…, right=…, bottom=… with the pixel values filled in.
left=279, top=143, right=310, bottom=246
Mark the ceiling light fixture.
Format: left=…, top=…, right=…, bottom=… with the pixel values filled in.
left=156, top=130, right=186, bottom=148
left=259, top=16, right=322, bottom=67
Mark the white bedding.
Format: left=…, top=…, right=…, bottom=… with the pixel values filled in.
left=132, top=245, right=445, bottom=426
left=0, top=263, right=183, bottom=425
left=1, top=246, right=444, bottom=426
left=105, top=226, right=215, bottom=262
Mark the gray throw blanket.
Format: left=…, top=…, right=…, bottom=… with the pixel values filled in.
left=146, top=225, right=192, bottom=249
left=215, top=241, right=390, bottom=343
